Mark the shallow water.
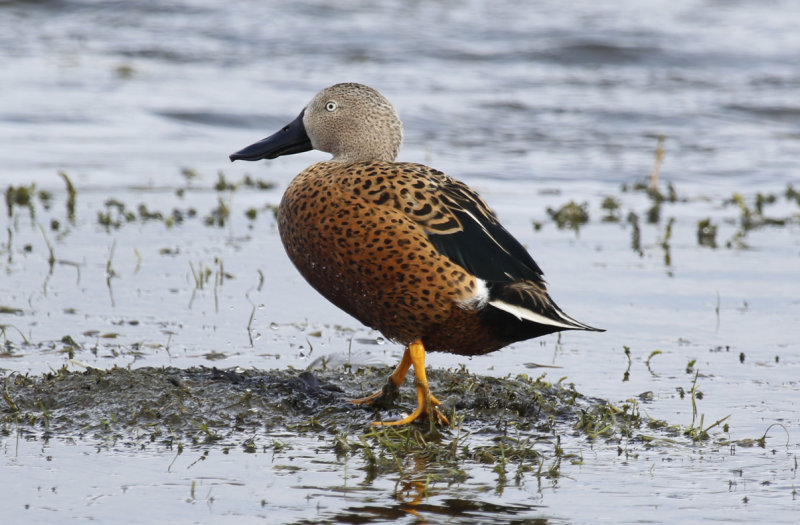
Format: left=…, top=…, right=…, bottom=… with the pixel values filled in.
left=2, top=0, right=800, bottom=523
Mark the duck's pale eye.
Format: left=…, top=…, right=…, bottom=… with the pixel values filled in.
left=325, top=101, right=337, bottom=112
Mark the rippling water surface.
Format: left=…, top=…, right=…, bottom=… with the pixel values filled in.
left=1, top=1, right=799, bottom=523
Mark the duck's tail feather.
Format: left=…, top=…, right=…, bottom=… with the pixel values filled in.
left=483, top=281, right=603, bottom=340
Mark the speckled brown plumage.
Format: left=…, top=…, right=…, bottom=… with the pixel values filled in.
left=230, top=82, right=602, bottom=425
left=278, top=160, right=504, bottom=355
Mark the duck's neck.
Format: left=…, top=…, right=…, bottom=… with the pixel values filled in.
left=329, top=148, right=398, bottom=164
left=327, top=125, right=401, bottom=163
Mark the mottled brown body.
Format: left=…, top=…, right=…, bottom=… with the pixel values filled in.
left=279, top=160, right=505, bottom=355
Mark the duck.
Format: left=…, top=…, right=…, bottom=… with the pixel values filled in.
left=230, top=82, right=602, bottom=426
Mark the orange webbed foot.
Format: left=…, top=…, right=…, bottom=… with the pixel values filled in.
left=377, top=379, right=449, bottom=427
left=353, top=340, right=450, bottom=427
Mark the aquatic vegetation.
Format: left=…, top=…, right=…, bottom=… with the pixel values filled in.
left=5, top=184, right=36, bottom=220
left=203, top=197, right=231, bottom=227
left=546, top=200, right=589, bottom=232
left=0, top=365, right=709, bottom=484
left=785, top=184, right=800, bottom=207
left=214, top=171, right=236, bottom=192
left=682, top=369, right=730, bottom=442
left=697, top=218, right=718, bottom=248
left=600, top=196, right=622, bottom=222
left=5, top=167, right=790, bottom=265
left=97, top=198, right=199, bottom=230
left=242, top=174, right=276, bottom=190
left=727, top=191, right=794, bottom=228
left=58, top=171, right=76, bottom=224
left=214, top=171, right=275, bottom=192
left=719, top=190, right=800, bottom=248
left=626, top=210, right=643, bottom=256
left=90, top=169, right=277, bottom=230
left=660, top=216, right=675, bottom=271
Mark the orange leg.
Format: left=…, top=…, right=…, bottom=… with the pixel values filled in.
left=351, top=340, right=449, bottom=427
left=350, top=345, right=413, bottom=405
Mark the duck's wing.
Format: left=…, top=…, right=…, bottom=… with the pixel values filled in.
left=387, top=163, right=602, bottom=334
left=395, top=164, right=544, bottom=285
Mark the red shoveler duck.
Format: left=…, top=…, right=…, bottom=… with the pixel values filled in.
left=230, top=83, right=602, bottom=426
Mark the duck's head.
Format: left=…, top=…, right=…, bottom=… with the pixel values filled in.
left=230, top=83, right=403, bottom=164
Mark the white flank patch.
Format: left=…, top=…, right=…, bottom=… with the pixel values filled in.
left=488, top=300, right=580, bottom=329
left=457, top=278, right=490, bottom=310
